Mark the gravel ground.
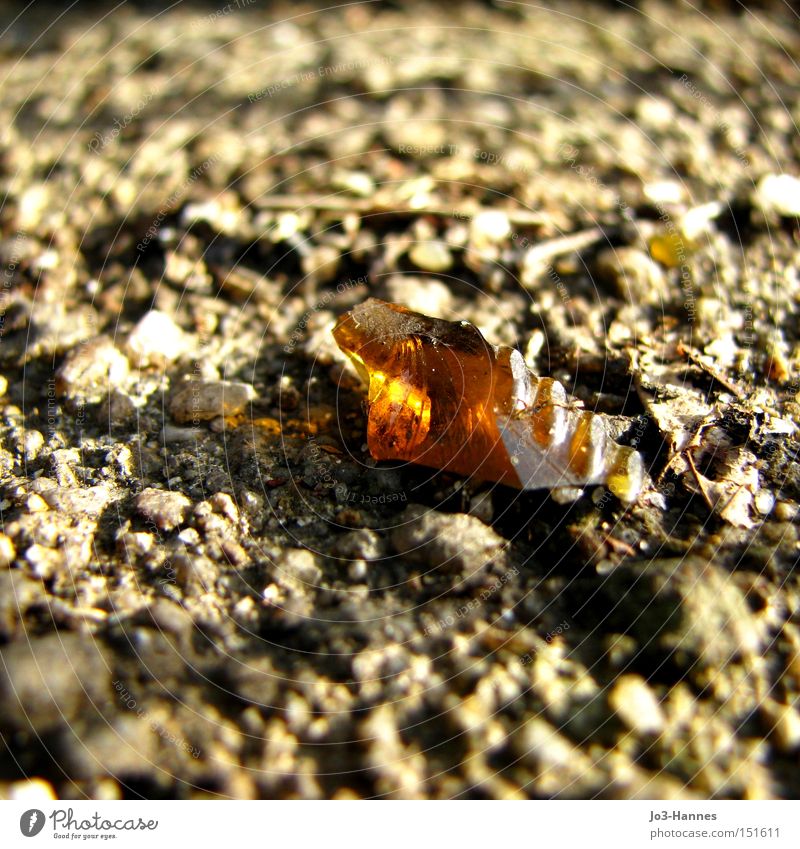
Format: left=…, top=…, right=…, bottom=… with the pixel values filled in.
left=1, top=0, right=799, bottom=800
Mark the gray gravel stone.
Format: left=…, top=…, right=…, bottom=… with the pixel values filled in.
left=276, top=549, right=323, bottom=585
left=41, top=485, right=113, bottom=518
left=333, top=529, right=386, bottom=561
left=409, top=240, right=453, bottom=272
left=594, top=246, right=668, bottom=306
left=0, top=572, right=41, bottom=639
left=55, top=336, right=129, bottom=401
left=390, top=504, right=507, bottom=574
left=97, top=389, right=137, bottom=427
left=133, top=598, right=196, bottom=638
left=126, top=310, right=186, bottom=367
left=168, top=380, right=255, bottom=424
left=0, top=633, right=110, bottom=732
left=159, top=424, right=206, bottom=443
left=384, top=276, right=454, bottom=317
left=24, top=303, right=100, bottom=361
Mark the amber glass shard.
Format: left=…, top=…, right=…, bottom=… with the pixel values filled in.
left=568, top=411, right=606, bottom=479
left=333, top=298, right=645, bottom=502
left=333, top=299, right=518, bottom=484
left=531, top=377, right=568, bottom=447
left=606, top=445, right=644, bottom=503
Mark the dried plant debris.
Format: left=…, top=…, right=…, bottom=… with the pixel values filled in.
left=633, top=341, right=798, bottom=528
left=0, top=0, right=799, bottom=802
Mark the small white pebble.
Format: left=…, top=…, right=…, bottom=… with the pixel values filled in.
left=643, top=180, right=685, bottom=205
left=409, top=240, right=453, bottom=272
left=470, top=210, right=511, bottom=246
left=385, top=276, right=453, bottom=317
left=609, top=674, right=665, bottom=735
left=159, top=424, right=205, bottom=443
left=119, top=532, right=155, bottom=556
left=134, top=488, right=192, bottom=532
left=31, top=249, right=59, bottom=270
left=0, top=533, right=16, bottom=567
left=680, top=201, right=722, bottom=241
left=23, top=493, right=49, bottom=513
left=755, top=173, right=800, bottom=217
left=25, top=544, right=63, bottom=579
left=23, top=430, right=45, bottom=462
left=181, top=199, right=240, bottom=234
left=177, top=528, right=201, bottom=547
left=333, top=170, right=374, bottom=197
left=8, top=777, right=57, bottom=801
left=126, top=310, right=186, bottom=367
left=274, top=212, right=302, bottom=241
left=168, top=379, right=255, bottom=424
left=524, top=329, right=545, bottom=369
left=262, top=583, right=282, bottom=603
left=754, top=490, right=775, bottom=516
left=210, top=491, right=238, bottom=522
left=770, top=704, right=800, bottom=753
left=347, top=560, right=368, bottom=582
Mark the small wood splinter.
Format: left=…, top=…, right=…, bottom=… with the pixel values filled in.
left=333, top=299, right=645, bottom=504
